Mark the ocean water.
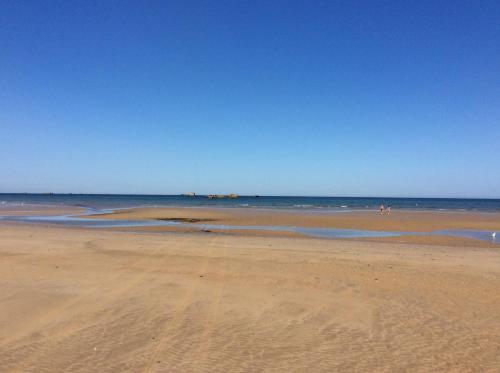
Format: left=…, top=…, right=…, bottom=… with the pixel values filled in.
left=1, top=194, right=500, bottom=212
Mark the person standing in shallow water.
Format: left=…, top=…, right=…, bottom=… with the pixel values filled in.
left=379, top=204, right=385, bottom=215
left=386, top=205, right=391, bottom=215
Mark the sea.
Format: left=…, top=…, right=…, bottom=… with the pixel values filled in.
left=1, top=194, right=499, bottom=212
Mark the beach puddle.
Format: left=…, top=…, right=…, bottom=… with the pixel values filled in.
left=430, top=229, right=497, bottom=243
left=1, top=213, right=497, bottom=244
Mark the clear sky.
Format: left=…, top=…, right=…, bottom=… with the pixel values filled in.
left=1, top=1, right=499, bottom=197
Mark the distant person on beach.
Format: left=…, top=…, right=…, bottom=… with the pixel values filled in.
left=379, top=204, right=385, bottom=215
left=386, top=205, right=391, bottom=215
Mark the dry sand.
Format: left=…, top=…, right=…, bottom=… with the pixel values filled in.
left=1, top=216, right=500, bottom=372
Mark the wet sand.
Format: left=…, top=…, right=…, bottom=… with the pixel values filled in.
left=90, top=206, right=500, bottom=231
left=89, top=207, right=500, bottom=247
left=0, top=204, right=85, bottom=217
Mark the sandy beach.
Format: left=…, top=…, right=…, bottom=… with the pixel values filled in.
left=90, top=207, right=500, bottom=247
left=90, top=206, right=500, bottom=231
left=1, top=207, right=500, bottom=372
left=4, top=0, right=499, bottom=370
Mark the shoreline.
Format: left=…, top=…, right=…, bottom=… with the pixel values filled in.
left=2, top=204, right=499, bottom=247
left=88, top=205, right=500, bottom=231
left=3, top=201, right=500, bottom=213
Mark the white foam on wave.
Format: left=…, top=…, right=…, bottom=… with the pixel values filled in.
left=0, top=201, right=27, bottom=207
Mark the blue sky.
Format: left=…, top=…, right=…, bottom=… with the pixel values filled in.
left=1, top=1, right=499, bottom=197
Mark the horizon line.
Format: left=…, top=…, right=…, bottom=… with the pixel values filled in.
left=1, top=192, right=499, bottom=200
